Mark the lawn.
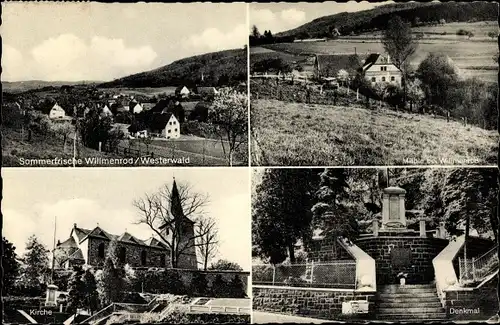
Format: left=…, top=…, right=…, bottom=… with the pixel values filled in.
left=251, top=99, right=498, bottom=166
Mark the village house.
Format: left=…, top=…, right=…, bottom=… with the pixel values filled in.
left=130, top=102, right=144, bottom=114
left=161, top=114, right=181, bottom=139
left=101, top=104, right=113, bottom=117
left=361, top=53, right=402, bottom=85
left=48, top=103, right=66, bottom=119
left=175, top=86, right=191, bottom=98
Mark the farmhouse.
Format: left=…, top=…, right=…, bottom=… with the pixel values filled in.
left=54, top=183, right=197, bottom=270
left=313, top=54, right=361, bottom=80
left=160, top=114, right=181, bottom=139
left=48, top=103, right=66, bottom=119
left=361, top=53, right=402, bottom=85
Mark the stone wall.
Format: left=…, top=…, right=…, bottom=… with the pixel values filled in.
left=87, top=238, right=171, bottom=268
left=444, top=275, right=498, bottom=321
left=356, top=236, right=448, bottom=284
left=252, top=286, right=376, bottom=320
left=307, top=237, right=355, bottom=262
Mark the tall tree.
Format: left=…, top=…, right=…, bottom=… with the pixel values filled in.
left=18, top=235, right=50, bottom=295
left=208, top=88, right=248, bottom=166
left=97, top=257, right=124, bottom=305
left=195, top=216, right=219, bottom=271
left=417, top=52, right=458, bottom=108
left=83, top=269, right=100, bottom=313
left=311, top=169, right=359, bottom=255
left=382, top=15, right=418, bottom=106
left=251, top=25, right=261, bottom=39
left=253, top=169, right=319, bottom=264
left=2, top=237, right=20, bottom=296
left=134, top=180, right=211, bottom=268
left=67, top=265, right=86, bottom=314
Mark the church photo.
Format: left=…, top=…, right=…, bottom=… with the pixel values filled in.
left=2, top=168, right=251, bottom=324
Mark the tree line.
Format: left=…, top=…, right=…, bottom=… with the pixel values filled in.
left=252, top=168, right=498, bottom=265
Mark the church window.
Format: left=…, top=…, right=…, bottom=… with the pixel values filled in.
left=118, top=247, right=126, bottom=263
left=98, top=243, right=105, bottom=258
left=141, top=250, right=147, bottom=266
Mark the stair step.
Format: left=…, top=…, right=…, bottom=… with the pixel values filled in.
left=379, top=292, right=438, bottom=299
left=376, top=312, right=446, bottom=320
left=378, top=302, right=442, bottom=308
left=379, top=287, right=437, bottom=294
left=378, top=307, right=445, bottom=314
left=381, top=284, right=436, bottom=289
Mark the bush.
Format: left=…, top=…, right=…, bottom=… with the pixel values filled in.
left=190, top=272, right=208, bottom=297
left=210, top=274, right=228, bottom=297
left=165, top=269, right=186, bottom=295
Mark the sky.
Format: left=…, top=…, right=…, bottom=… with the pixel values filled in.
left=250, top=1, right=394, bottom=34
left=2, top=168, right=251, bottom=271
left=1, top=2, right=247, bottom=82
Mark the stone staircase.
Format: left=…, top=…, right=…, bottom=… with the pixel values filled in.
left=376, top=284, right=447, bottom=321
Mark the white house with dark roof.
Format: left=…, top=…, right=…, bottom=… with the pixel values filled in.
left=161, top=114, right=181, bottom=139
left=361, top=53, right=402, bottom=85
left=49, top=103, right=66, bottom=119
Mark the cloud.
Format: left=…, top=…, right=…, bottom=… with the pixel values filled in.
left=280, top=8, right=306, bottom=24
left=4, top=34, right=158, bottom=81
left=2, top=44, right=30, bottom=81
left=182, top=24, right=247, bottom=53
left=250, top=8, right=307, bottom=34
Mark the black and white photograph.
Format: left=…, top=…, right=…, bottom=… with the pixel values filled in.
left=2, top=2, right=248, bottom=167
left=249, top=1, right=498, bottom=166
left=252, top=167, right=498, bottom=323
left=2, top=168, right=251, bottom=324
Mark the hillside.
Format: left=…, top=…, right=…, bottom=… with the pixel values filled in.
left=251, top=98, right=497, bottom=166
left=100, top=49, right=247, bottom=89
left=3, top=80, right=101, bottom=93
left=276, top=2, right=498, bottom=38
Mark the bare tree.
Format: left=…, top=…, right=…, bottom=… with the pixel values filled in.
left=133, top=180, right=212, bottom=268
left=195, top=216, right=219, bottom=270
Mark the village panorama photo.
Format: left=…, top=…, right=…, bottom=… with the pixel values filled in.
left=2, top=168, right=252, bottom=324
left=2, top=2, right=249, bottom=167
left=249, top=1, right=498, bottom=166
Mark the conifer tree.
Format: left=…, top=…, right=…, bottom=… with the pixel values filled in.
left=67, top=265, right=86, bottom=314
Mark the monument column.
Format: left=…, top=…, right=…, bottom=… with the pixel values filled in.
left=381, top=186, right=407, bottom=229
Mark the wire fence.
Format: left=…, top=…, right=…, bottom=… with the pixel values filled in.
left=459, top=245, right=498, bottom=284
left=252, top=261, right=357, bottom=289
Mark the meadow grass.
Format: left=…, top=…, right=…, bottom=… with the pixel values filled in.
left=251, top=99, right=497, bottom=166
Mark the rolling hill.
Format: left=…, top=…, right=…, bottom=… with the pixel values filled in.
left=100, top=48, right=247, bottom=89
left=275, top=2, right=498, bottom=39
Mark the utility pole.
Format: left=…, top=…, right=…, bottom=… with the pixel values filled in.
left=73, top=120, right=78, bottom=167
left=51, top=215, right=57, bottom=283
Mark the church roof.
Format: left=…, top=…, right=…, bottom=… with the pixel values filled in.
left=67, top=224, right=168, bottom=249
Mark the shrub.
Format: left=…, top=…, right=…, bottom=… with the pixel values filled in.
left=190, top=272, right=208, bottom=297
left=210, top=274, right=228, bottom=298
left=165, top=269, right=186, bottom=295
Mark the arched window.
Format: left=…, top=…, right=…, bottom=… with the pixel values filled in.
left=98, top=243, right=105, bottom=258
left=118, top=247, right=126, bottom=264
left=141, top=250, right=147, bottom=266
left=160, top=254, right=166, bottom=267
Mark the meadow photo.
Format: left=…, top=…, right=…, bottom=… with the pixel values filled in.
left=2, top=2, right=248, bottom=167
left=249, top=1, right=498, bottom=166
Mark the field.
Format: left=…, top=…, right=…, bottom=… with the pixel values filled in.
left=99, top=86, right=177, bottom=97
left=125, top=135, right=248, bottom=166
left=256, top=21, right=498, bottom=83
left=251, top=99, right=497, bottom=166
